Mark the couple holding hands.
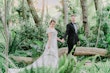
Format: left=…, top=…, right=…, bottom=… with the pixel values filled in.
left=32, top=14, right=80, bottom=68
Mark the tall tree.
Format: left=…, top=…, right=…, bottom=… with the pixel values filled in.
left=27, top=0, right=40, bottom=26
left=94, top=0, right=102, bottom=47
left=62, top=0, right=68, bottom=25
left=94, top=0, right=98, bottom=11
left=4, top=0, right=9, bottom=73
left=41, top=0, right=45, bottom=24
left=7, top=0, right=13, bottom=23
left=80, top=0, right=89, bottom=37
left=22, top=0, right=26, bottom=19
left=45, top=0, right=50, bottom=24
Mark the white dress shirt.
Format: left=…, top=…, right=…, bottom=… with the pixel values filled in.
left=72, top=23, right=77, bottom=33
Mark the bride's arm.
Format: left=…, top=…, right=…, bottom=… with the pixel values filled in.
left=47, top=33, right=52, bottom=48
left=57, top=37, right=63, bottom=42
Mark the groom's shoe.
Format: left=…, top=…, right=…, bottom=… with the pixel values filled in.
left=72, top=49, right=75, bottom=55
left=71, top=45, right=76, bottom=55
left=72, top=51, right=74, bottom=55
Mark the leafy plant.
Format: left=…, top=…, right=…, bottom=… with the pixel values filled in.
left=19, top=67, right=57, bottom=73
left=82, top=60, right=110, bottom=73
left=0, top=53, right=17, bottom=73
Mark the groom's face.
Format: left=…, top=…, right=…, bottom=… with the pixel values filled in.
left=71, top=16, right=75, bottom=22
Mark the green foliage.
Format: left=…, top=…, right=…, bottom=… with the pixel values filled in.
left=58, top=54, right=91, bottom=73
left=0, top=0, right=3, bottom=7
left=67, top=0, right=80, bottom=15
left=8, top=20, right=45, bottom=55
left=0, top=55, right=5, bottom=73
left=19, top=67, right=57, bottom=73
left=0, top=43, right=5, bottom=52
left=18, top=55, right=108, bottom=73
left=9, top=30, right=22, bottom=54
left=1, top=0, right=110, bottom=72
left=0, top=53, right=17, bottom=73
left=96, top=5, right=110, bottom=49
left=82, top=60, right=110, bottom=73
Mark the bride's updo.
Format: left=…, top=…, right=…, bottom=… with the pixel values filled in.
left=49, top=19, right=56, bottom=24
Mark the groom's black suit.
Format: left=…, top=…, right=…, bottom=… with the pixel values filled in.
left=64, top=22, right=79, bottom=54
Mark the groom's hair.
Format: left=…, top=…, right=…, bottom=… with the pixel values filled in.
left=71, top=14, right=76, bottom=17
left=50, top=20, right=56, bottom=24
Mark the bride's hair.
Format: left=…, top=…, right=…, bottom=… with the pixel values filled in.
left=50, top=20, right=56, bottom=24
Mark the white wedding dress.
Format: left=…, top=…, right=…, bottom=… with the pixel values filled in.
left=8, top=28, right=59, bottom=73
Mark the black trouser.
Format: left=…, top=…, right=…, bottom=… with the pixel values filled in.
left=67, top=42, right=76, bottom=55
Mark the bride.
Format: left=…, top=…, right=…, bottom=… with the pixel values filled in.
left=8, top=20, right=63, bottom=73
left=32, top=19, right=63, bottom=68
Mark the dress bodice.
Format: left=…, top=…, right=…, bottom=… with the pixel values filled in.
left=46, top=28, right=58, bottom=41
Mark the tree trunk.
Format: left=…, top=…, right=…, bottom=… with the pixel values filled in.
left=80, top=0, right=89, bottom=37
left=62, top=0, right=68, bottom=25
left=45, top=1, right=50, bottom=24
left=4, top=0, right=9, bottom=73
left=8, top=46, right=108, bottom=73
left=22, top=0, right=26, bottom=19
left=10, top=47, right=108, bottom=64
left=94, top=0, right=102, bottom=47
left=27, top=0, right=40, bottom=26
left=94, top=0, right=99, bottom=11
left=41, top=0, right=45, bottom=24
left=58, top=47, right=107, bottom=57
left=7, top=0, right=13, bottom=25
left=10, top=56, right=33, bottom=64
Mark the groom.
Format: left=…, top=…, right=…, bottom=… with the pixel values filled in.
left=62, top=14, right=80, bottom=55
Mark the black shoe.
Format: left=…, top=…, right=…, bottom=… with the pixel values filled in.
left=72, top=51, right=74, bottom=55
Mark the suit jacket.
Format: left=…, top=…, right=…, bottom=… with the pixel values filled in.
left=64, top=22, right=79, bottom=44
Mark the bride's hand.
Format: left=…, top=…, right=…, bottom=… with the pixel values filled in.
left=57, top=37, right=65, bottom=43
left=61, top=39, right=65, bottom=43
left=48, top=45, right=50, bottom=49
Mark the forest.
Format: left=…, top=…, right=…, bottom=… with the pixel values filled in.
left=0, top=0, right=110, bottom=73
